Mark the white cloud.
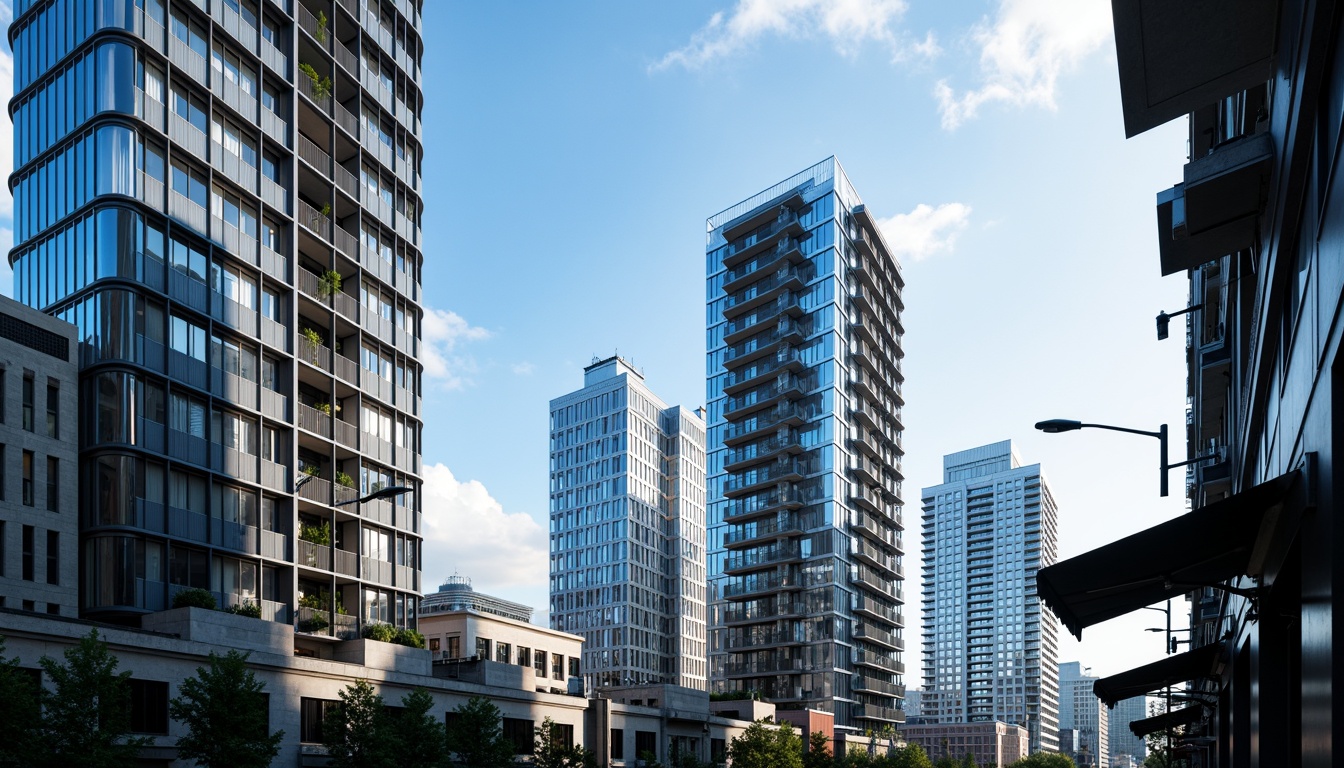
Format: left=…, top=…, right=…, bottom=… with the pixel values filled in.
left=511, top=362, right=535, bottom=376
left=652, top=0, right=936, bottom=71
left=419, top=463, right=549, bottom=599
left=934, top=0, right=1111, bottom=129
left=876, top=202, right=972, bottom=261
left=420, top=307, right=489, bottom=389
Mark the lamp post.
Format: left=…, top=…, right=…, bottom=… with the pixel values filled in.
left=1140, top=602, right=1175, bottom=764
left=1033, top=419, right=1219, bottom=497
left=294, top=472, right=412, bottom=507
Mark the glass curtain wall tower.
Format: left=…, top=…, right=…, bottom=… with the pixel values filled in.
left=549, top=356, right=708, bottom=691
left=705, top=157, right=907, bottom=730
left=9, top=0, right=426, bottom=643
left=919, top=441, right=1061, bottom=752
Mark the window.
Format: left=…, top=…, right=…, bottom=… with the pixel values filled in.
left=501, top=718, right=534, bottom=755
left=552, top=653, right=564, bottom=680
left=129, top=680, right=170, bottom=734
left=46, top=381, right=58, bottom=438
left=300, top=698, right=338, bottom=743
left=475, top=637, right=490, bottom=660
left=611, top=728, right=624, bottom=760
left=46, top=531, right=58, bottom=584
left=636, top=731, right=657, bottom=758
left=569, top=657, right=581, bottom=678
left=496, top=642, right=511, bottom=664
left=447, top=635, right=460, bottom=659
left=22, top=374, right=34, bottom=431
left=46, top=457, right=58, bottom=512
left=22, top=451, right=34, bottom=506
left=0, top=368, right=5, bottom=422
left=22, top=525, right=34, bottom=581
left=535, top=650, right=547, bottom=677
left=550, top=723, right=575, bottom=751
left=517, top=646, right=530, bottom=668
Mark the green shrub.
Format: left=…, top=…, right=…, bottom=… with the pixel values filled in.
left=393, top=628, right=426, bottom=649
left=228, top=601, right=262, bottom=619
left=174, top=588, right=218, bottom=610
left=362, top=623, right=395, bottom=643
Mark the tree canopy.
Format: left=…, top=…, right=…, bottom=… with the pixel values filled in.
left=169, top=650, right=284, bottom=768
left=726, top=719, right=803, bottom=768
left=1007, top=753, right=1077, bottom=768
left=38, top=629, right=154, bottom=768
left=0, top=637, right=43, bottom=768
left=445, top=696, right=516, bottom=768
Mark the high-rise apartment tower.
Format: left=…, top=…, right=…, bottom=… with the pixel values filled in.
left=9, top=0, right=425, bottom=638
left=1058, top=662, right=1109, bottom=767
left=549, top=355, right=708, bottom=691
left=920, top=441, right=1060, bottom=752
left=705, top=157, right=907, bottom=730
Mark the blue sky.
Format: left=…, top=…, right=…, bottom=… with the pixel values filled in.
left=0, top=0, right=1191, bottom=681
left=416, top=0, right=1193, bottom=680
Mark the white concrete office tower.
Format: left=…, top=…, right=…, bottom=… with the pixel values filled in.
left=920, top=441, right=1060, bottom=752
left=1108, top=696, right=1148, bottom=764
left=1058, top=662, right=1109, bottom=767
left=705, top=157, right=907, bottom=731
left=549, top=356, right=708, bottom=691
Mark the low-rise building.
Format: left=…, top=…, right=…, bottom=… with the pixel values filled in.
left=0, top=294, right=79, bottom=618
left=902, top=721, right=1029, bottom=768
left=420, top=576, right=583, bottom=695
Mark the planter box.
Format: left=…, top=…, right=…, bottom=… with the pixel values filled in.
left=143, top=606, right=293, bottom=656
left=333, top=638, right=431, bottom=676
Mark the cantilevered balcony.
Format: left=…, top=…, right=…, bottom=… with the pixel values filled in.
left=724, top=457, right=810, bottom=499
left=722, top=656, right=805, bottom=678
left=852, top=537, right=898, bottom=573
left=722, top=401, right=811, bottom=446
left=722, top=267, right=810, bottom=320
left=722, top=206, right=806, bottom=269
left=722, top=513, right=805, bottom=550
left=723, top=485, right=805, bottom=524
left=722, top=430, right=804, bottom=473
left=852, top=648, right=901, bottom=675
left=724, top=542, right=804, bottom=576
left=723, top=373, right=811, bottom=422
left=850, top=399, right=884, bottom=433
left=722, top=566, right=803, bottom=600
left=854, top=622, right=903, bottom=652
left=723, top=292, right=806, bottom=345
left=722, top=348, right=806, bottom=396
left=852, top=703, right=904, bottom=724
left=853, top=594, right=903, bottom=626
left=722, top=237, right=806, bottom=293
left=722, top=599, right=807, bottom=625
left=854, top=675, right=906, bottom=697
left=723, top=318, right=808, bottom=370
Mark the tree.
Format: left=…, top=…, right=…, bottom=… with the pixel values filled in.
left=38, top=629, right=154, bottom=768
left=445, top=696, right=515, bottom=768
left=391, top=688, right=448, bottom=768
left=960, top=753, right=978, bottom=768
left=533, top=716, right=594, bottom=768
left=726, top=719, right=804, bottom=768
left=323, top=679, right=392, bottom=768
left=1007, top=753, right=1077, bottom=768
left=169, top=650, right=283, bottom=768
left=891, top=743, right=936, bottom=768
left=1142, top=701, right=1189, bottom=768
left=0, top=637, right=43, bottom=767
left=803, top=730, right=832, bottom=768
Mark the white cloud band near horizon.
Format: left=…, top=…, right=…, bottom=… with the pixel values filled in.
left=934, top=0, right=1111, bottom=129
left=420, top=307, right=490, bottom=389
left=878, top=202, right=972, bottom=261
left=651, top=0, right=937, bottom=72
left=419, top=462, right=549, bottom=611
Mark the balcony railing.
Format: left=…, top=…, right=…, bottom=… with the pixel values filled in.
left=298, top=199, right=332, bottom=241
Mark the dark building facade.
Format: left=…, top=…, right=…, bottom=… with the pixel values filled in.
left=8, top=0, right=426, bottom=643
left=1038, top=2, right=1344, bottom=767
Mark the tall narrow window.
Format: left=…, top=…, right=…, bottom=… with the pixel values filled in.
left=0, top=368, right=6, bottom=423
left=22, top=374, right=34, bottom=432
left=46, top=381, right=59, bottom=438
left=21, top=451, right=34, bottom=506
left=46, top=457, right=58, bottom=512
left=21, top=525, right=34, bottom=581
left=46, top=530, right=58, bottom=585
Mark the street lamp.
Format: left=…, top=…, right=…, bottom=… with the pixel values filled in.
left=1155, top=304, right=1203, bottom=341
left=1139, top=602, right=1177, bottom=760
left=1033, top=419, right=1219, bottom=497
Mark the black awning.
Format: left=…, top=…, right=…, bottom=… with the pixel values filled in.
left=1037, top=470, right=1297, bottom=640
left=1093, top=643, right=1223, bottom=707
left=1130, top=705, right=1204, bottom=738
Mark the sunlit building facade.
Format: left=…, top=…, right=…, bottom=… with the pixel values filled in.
left=8, top=0, right=426, bottom=641
left=549, top=355, right=708, bottom=691
left=920, top=441, right=1060, bottom=752
left=705, top=157, right=907, bottom=730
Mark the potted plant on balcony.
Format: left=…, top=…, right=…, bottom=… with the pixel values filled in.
left=315, top=10, right=328, bottom=44
left=298, top=62, right=332, bottom=100
left=301, top=326, right=323, bottom=362
left=299, top=520, right=330, bottom=566
left=318, top=269, right=342, bottom=298
left=316, top=401, right=332, bottom=416
left=297, top=591, right=330, bottom=633
left=335, top=471, right=356, bottom=489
